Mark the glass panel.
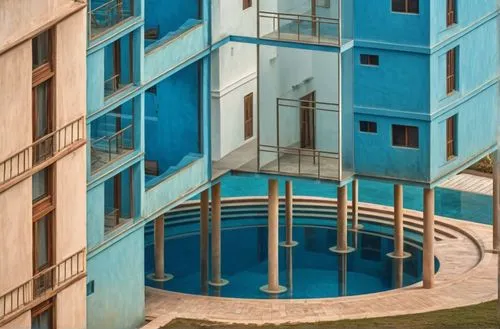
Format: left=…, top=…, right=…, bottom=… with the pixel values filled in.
left=408, top=126, right=419, bottom=148
left=392, top=125, right=406, bottom=146
left=34, top=82, right=49, bottom=139
left=392, top=0, right=406, bottom=12
left=408, top=0, right=419, bottom=13
left=32, top=169, right=48, bottom=202
left=32, top=308, right=52, bottom=329
left=35, top=216, right=49, bottom=270
left=32, top=31, right=50, bottom=69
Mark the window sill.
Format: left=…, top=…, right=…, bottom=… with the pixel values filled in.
left=392, top=145, right=420, bottom=151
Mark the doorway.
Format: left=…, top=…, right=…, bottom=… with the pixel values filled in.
left=300, top=91, right=316, bottom=149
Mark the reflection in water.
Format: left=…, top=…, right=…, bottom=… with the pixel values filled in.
left=145, top=224, right=430, bottom=299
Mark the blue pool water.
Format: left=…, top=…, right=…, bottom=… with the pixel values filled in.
left=145, top=222, right=432, bottom=299
left=211, top=174, right=493, bottom=225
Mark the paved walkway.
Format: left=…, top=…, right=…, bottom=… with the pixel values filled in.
left=141, top=203, right=498, bottom=328
left=439, top=172, right=493, bottom=196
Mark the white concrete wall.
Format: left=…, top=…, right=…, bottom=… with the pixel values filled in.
left=211, top=0, right=258, bottom=160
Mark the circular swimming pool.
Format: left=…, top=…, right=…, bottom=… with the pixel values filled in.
left=145, top=214, right=438, bottom=299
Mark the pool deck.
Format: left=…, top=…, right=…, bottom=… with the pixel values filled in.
left=141, top=202, right=497, bottom=328
left=440, top=172, right=493, bottom=196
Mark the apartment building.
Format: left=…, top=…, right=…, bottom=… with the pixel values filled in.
left=0, top=1, right=87, bottom=329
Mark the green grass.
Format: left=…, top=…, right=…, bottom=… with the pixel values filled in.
left=162, top=301, right=500, bottom=329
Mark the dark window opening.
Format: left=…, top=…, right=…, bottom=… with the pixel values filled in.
left=244, top=93, right=254, bottom=140
left=392, top=125, right=419, bottom=148
left=392, top=0, right=419, bottom=14
left=446, top=48, right=457, bottom=94
left=243, top=0, right=252, bottom=10
left=446, top=115, right=456, bottom=160
left=360, top=121, right=377, bottom=133
left=360, top=54, right=379, bottom=66
left=447, top=0, right=457, bottom=26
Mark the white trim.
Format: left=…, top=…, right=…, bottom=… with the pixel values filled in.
left=211, top=71, right=257, bottom=99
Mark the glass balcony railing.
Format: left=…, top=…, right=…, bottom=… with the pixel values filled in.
left=259, top=11, right=340, bottom=45
left=88, top=0, right=134, bottom=39
left=91, top=124, right=134, bottom=173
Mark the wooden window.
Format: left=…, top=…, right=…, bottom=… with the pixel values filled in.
left=447, top=0, right=457, bottom=27
left=360, top=54, right=379, bottom=66
left=392, top=125, right=419, bottom=148
left=32, top=166, right=54, bottom=275
left=392, top=0, right=419, bottom=14
left=446, top=48, right=457, bottom=95
left=446, top=115, right=456, bottom=160
left=244, top=93, right=254, bottom=140
left=32, top=299, right=55, bottom=329
left=32, top=31, right=50, bottom=70
left=243, top=0, right=252, bottom=10
left=360, top=121, right=377, bottom=133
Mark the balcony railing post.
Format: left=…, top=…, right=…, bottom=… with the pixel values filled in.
left=277, top=13, right=281, bottom=39
left=317, top=151, right=321, bottom=178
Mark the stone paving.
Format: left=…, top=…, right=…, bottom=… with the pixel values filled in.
left=440, top=172, right=493, bottom=195
left=141, top=203, right=498, bottom=329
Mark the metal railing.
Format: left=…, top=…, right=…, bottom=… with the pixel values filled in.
left=259, top=11, right=340, bottom=45
left=91, top=124, right=134, bottom=172
left=0, top=248, right=86, bottom=323
left=104, top=74, right=123, bottom=97
left=88, top=0, right=133, bottom=39
left=259, top=144, right=339, bottom=180
left=0, top=116, right=85, bottom=187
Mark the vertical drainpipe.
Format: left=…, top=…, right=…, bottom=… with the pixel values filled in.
left=337, top=0, right=343, bottom=181
left=256, top=0, right=260, bottom=170
left=205, top=0, right=212, bottom=178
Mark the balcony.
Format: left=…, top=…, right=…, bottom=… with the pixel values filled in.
left=0, top=117, right=85, bottom=192
left=88, top=0, right=135, bottom=40
left=258, top=0, right=349, bottom=46
left=0, top=249, right=86, bottom=326
left=103, top=34, right=134, bottom=99
left=90, top=102, right=135, bottom=173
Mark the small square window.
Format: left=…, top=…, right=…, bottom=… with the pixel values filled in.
left=360, top=54, right=379, bottom=66
left=392, top=125, right=419, bottom=148
left=360, top=121, right=377, bottom=133
left=243, top=0, right=252, bottom=10
left=87, top=280, right=95, bottom=296
left=392, top=0, right=419, bottom=14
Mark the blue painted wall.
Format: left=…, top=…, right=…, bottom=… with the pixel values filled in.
left=87, top=184, right=105, bottom=249
left=87, top=228, right=145, bottom=329
left=354, top=0, right=430, bottom=46
left=145, top=0, right=200, bottom=39
left=145, top=60, right=201, bottom=172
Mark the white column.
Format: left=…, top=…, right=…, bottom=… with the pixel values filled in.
left=260, top=179, right=286, bottom=294
left=351, top=179, right=360, bottom=229
left=423, top=188, right=435, bottom=289
left=200, top=189, right=209, bottom=293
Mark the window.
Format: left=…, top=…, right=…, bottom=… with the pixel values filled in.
left=360, top=54, right=379, bottom=66
left=446, top=48, right=457, bottom=94
left=360, top=121, right=377, bottom=133
left=392, top=0, right=419, bottom=14
left=243, top=0, right=252, bottom=10
left=392, top=125, right=419, bottom=148
left=446, top=115, right=456, bottom=160
left=32, top=31, right=50, bottom=70
left=87, top=281, right=95, bottom=296
left=32, top=300, right=54, bottom=329
left=32, top=166, right=54, bottom=276
left=244, top=93, right=253, bottom=140
left=447, top=0, right=457, bottom=27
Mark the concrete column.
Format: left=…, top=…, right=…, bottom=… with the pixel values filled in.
left=423, top=188, right=435, bottom=289
left=200, top=189, right=209, bottom=293
left=493, top=152, right=500, bottom=251
left=209, top=183, right=228, bottom=287
left=260, top=179, right=286, bottom=294
left=393, top=258, right=404, bottom=289
left=351, top=179, right=360, bottom=229
left=338, top=255, right=347, bottom=296
left=280, top=181, right=298, bottom=247
left=150, top=216, right=173, bottom=282
left=337, top=185, right=348, bottom=250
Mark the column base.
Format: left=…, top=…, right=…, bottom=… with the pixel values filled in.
left=349, top=223, right=364, bottom=230
left=259, top=284, right=288, bottom=294
left=386, top=251, right=412, bottom=259
left=329, top=246, right=356, bottom=254
left=279, top=240, right=299, bottom=248
left=147, top=273, right=174, bottom=282
left=208, top=278, right=230, bottom=287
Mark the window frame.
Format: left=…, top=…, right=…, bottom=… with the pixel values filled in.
left=32, top=299, right=55, bottom=329
left=244, top=93, right=254, bottom=140
left=446, top=47, right=457, bottom=95
left=446, top=115, right=457, bottom=160
left=446, top=0, right=457, bottom=27
left=391, top=0, right=419, bottom=14
left=360, top=54, right=379, bottom=67
left=359, top=121, right=378, bottom=133
left=392, top=124, right=419, bottom=149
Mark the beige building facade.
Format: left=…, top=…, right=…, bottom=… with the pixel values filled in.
left=0, top=1, right=87, bottom=328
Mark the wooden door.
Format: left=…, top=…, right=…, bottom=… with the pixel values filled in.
left=244, top=93, right=253, bottom=140
left=300, top=92, right=316, bottom=149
